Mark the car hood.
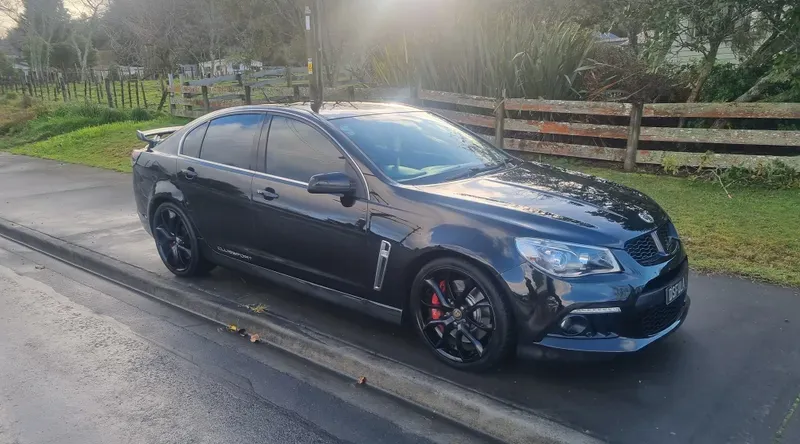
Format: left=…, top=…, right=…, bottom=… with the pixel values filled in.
left=413, top=162, right=668, bottom=247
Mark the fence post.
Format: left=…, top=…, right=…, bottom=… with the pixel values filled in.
left=111, top=79, right=118, bottom=107
left=164, top=74, right=172, bottom=114
left=202, top=85, right=210, bottom=112
left=494, top=89, right=506, bottom=150
left=134, top=79, right=140, bottom=107
left=119, top=77, right=125, bottom=108
left=60, top=77, right=68, bottom=102
left=244, top=85, right=252, bottom=105
left=105, top=78, right=114, bottom=108
left=624, top=102, right=643, bottom=172
left=140, top=79, right=148, bottom=108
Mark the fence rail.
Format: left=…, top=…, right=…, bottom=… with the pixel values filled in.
left=161, top=75, right=800, bottom=171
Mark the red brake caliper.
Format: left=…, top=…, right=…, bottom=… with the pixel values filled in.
left=430, top=281, right=447, bottom=334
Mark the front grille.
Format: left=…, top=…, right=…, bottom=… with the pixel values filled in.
left=639, top=300, right=683, bottom=336
left=625, top=233, right=660, bottom=265
left=625, top=223, right=676, bottom=265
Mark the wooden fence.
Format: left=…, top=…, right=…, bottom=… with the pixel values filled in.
left=1, top=70, right=161, bottom=111
left=166, top=78, right=800, bottom=171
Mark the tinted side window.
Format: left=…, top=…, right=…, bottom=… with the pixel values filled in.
left=199, top=114, right=263, bottom=170
left=266, top=116, right=344, bottom=183
left=181, top=123, right=208, bottom=158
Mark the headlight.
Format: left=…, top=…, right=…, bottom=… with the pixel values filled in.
left=515, top=238, right=621, bottom=277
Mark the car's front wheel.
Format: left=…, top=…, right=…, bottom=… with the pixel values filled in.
left=410, top=258, right=515, bottom=371
left=152, top=202, right=215, bottom=277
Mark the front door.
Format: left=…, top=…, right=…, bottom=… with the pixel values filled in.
left=250, top=114, right=371, bottom=297
left=176, top=113, right=264, bottom=260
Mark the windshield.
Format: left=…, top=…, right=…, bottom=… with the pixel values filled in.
left=331, top=111, right=511, bottom=185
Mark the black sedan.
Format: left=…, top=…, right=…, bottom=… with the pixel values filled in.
left=132, top=103, right=689, bottom=371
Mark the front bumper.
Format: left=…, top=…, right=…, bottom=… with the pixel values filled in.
left=500, top=247, right=690, bottom=355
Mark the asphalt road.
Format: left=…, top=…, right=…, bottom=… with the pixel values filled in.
left=0, top=238, right=486, bottom=444
left=2, top=153, right=800, bottom=443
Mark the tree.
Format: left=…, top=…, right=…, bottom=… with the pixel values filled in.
left=0, top=0, right=69, bottom=75
left=0, top=51, right=16, bottom=76
left=66, top=0, right=107, bottom=81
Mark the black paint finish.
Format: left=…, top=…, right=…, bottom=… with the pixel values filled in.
left=133, top=103, right=689, bottom=356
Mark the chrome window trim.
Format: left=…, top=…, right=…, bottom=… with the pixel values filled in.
left=176, top=152, right=308, bottom=186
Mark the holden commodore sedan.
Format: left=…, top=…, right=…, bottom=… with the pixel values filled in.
left=132, top=102, right=689, bottom=371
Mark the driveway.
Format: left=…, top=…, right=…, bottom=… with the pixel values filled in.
left=1, top=152, right=799, bottom=443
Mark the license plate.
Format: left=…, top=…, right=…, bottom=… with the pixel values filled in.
left=666, top=276, right=686, bottom=305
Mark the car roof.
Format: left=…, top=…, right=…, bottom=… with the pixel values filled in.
left=208, top=102, right=421, bottom=121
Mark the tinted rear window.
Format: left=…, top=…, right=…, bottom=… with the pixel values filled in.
left=199, top=114, right=264, bottom=170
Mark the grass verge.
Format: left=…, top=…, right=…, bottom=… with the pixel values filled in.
left=9, top=117, right=188, bottom=172
left=581, top=168, right=800, bottom=287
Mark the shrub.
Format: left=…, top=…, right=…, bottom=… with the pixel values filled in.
left=19, top=94, right=33, bottom=109
left=367, top=5, right=594, bottom=100
left=718, top=160, right=800, bottom=189
left=130, top=108, right=152, bottom=122
left=583, top=45, right=683, bottom=102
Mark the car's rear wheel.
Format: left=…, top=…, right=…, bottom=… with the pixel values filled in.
left=152, top=202, right=215, bottom=277
left=410, top=258, right=514, bottom=371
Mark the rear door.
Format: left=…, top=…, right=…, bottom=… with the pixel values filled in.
left=250, top=114, right=372, bottom=297
left=176, top=112, right=264, bottom=260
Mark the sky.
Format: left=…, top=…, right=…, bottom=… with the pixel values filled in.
left=0, top=0, right=85, bottom=38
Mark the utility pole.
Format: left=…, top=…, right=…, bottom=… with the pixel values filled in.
left=305, top=1, right=324, bottom=113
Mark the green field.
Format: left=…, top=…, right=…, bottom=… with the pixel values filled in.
left=1, top=79, right=167, bottom=111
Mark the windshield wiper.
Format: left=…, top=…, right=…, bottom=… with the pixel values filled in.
left=445, top=162, right=507, bottom=181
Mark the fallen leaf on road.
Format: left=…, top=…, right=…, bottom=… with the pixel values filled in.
left=250, top=334, right=260, bottom=343
left=34, top=265, right=45, bottom=270
left=357, top=376, right=367, bottom=385
left=228, top=324, right=238, bottom=332
left=248, top=304, right=268, bottom=314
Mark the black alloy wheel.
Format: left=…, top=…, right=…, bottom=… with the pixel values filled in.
left=152, top=202, right=214, bottom=276
left=411, top=258, right=514, bottom=371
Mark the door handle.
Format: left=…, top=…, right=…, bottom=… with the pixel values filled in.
left=182, top=167, right=197, bottom=180
left=257, top=188, right=279, bottom=200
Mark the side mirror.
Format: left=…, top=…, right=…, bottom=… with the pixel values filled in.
left=307, top=172, right=355, bottom=195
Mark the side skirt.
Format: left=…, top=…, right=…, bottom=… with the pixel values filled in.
left=206, top=249, right=404, bottom=325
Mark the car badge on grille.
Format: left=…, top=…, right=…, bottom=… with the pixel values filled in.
left=638, top=211, right=654, bottom=223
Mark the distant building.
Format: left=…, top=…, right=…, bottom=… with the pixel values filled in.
left=189, top=59, right=264, bottom=77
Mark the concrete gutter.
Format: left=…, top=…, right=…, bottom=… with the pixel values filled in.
left=0, top=216, right=603, bottom=444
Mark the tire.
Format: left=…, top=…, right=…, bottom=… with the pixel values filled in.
left=151, top=202, right=216, bottom=277
left=410, top=257, right=515, bottom=371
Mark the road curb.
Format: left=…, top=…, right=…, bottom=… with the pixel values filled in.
left=0, top=217, right=603, bottom=444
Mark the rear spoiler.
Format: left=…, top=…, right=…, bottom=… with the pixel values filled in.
left=136, top=126, right=184, bottom=150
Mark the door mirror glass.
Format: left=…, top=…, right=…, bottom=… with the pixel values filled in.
left=307, top=172, right=354, bottom=195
